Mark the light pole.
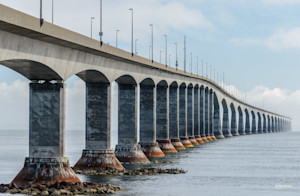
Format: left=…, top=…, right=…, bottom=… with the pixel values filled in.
left=52, top=0, right=54, bottom=24
left=160, top=50, right=162, bottom=64
left=169, top=54, right=171, bottom=66
left=99, top=0, right=103, bottom=45
left=201, top=59, right=203, bottom=76
left=40, top=0, right=44, bottom=27
left=149, top=46, right=152, bottom=59
left=206, top=62, right=208, bottom=78
left=164, top=35, right=167, bottom=66
left=91, top=17, right=95, bottom=38
left=175, top=42, right=178, bottom=69
left=135, top=39, right=138, bottom=54
left=129, top=8, right=134, bottom=56
left=196, top=56, right=198, bottom=75
left=190, top=53, right=192, bottom=74
left=116, top=30, right=119, bottom=48
left=150, top=24, right=153, bottom=62
left=184, top=35, right=186, bottom=72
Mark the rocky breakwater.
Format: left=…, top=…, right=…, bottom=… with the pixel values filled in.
left=74, top=167, right=186, bottom=176
left=0, top=181, right=121, bottom=195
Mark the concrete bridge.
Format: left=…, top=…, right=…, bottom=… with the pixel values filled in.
left=0, top=4, right=291, bottom=187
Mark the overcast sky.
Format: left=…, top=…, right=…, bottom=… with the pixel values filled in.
left=0, top=0, right=299, bottom=131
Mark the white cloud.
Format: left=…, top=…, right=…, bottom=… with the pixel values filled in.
left=230, top=27, right=300, bottom=51
left=261, top=0, right=300, bottom=5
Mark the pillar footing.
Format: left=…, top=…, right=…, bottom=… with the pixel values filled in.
left=73, top=149, right=124, bottom=171
left=201, top=136, right=210, bottom=143
left=224, top=133, right=233, bottom=138
left=12, top=157, right=80, bottom=188
left=232, top=133, right=240, bottom=136
left=206, top=135, right=214, bottom=141
left=189, top=136, right=199, bottom=145
left=211, top=135, right=217, bottom=140
left=195, top=135, right=205, bottom=144
left=157, top=140, right=177, bottom=153
left=115, top=144, right=150, bottom=164
left=180, top=137, right=194, bottom=148
left=171, top=138, right=186, bottom=150
left=216, top=134, right=225, bottom=139
left=140, top=142, right=165, bottom=157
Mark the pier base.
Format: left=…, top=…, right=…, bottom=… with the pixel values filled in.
left=157, top=140, right=177, bottom=153
left=171, top=138, right=186, bottom=150
left=73, top=150, right=124, bottom=171
left=140, top=142, right=165, bottom=157
left=201, top=136, right=210, bottom=143
left=189, top=136, right=199, bottom=145
left=180, top=137, right=194, bottom=148
left=207, top=135, right=214, bottom=141
left=12, top=157, right=80, bottom=188
left=211, top=135, right=217, bottom=140
left=115, top=144, right=150, bottom=164
left=195, top=135, right=205, bottom=144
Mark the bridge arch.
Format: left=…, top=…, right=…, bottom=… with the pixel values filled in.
left=262, top=114, right=267, bottom=133
left=0, top=59, right=62, bottom=81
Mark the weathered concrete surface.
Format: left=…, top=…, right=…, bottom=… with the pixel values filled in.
left=238, top=107, right=246, bottom=135
left=139, top=85, right=165, bottom=158
left=157, top=139, right=177, bottom=153
left=74, top=150, right=124, bottom=170
left=116, top=84, right=149, bottom=164
left=156, top=86, right=168, bottom=140
left=222, top=99, right=232, bottom=137
left=245, top=109, right=252, bottom=135
left=140, top=141, right=165, bottom=157
left=171, top=138, right=186, bottom=150
left=12, top=157, right=80, bottom=188
left=230, top=104, right=239, bottom=136
left=85, top=83, right=110, bottom=150
left=29, top=81, right=65, bottom=157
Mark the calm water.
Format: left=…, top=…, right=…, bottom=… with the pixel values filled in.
left=0, top=130, right=300, bottom=196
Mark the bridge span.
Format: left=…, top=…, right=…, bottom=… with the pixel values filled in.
left=0, top=4, right=291, bottom=187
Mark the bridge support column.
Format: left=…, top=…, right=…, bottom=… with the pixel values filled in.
left=12, top=81, right=80, bottom=188
left=74, top=83, right=123, bottom=170
left=210, top=91, right=217, bottom=140
left=170, top=85, right=185, bottom=150
left=139, top=85, right=165, bottom=158
left=188, top=86, right=199, bottom=145
left=156, top=85, right=177, bottom=153
left=194, top=87, right=204, bottom=144
left=200, top=87, right=209, bottom=142
left=231, top=106, right=239, bottom=136
left=179, top=85, right=193, bottom=147
left=115, top=84, right=150, bottom=164
left=238, top=108, right=246, bottom=135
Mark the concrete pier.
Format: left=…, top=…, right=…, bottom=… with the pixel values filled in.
left=179, top=84, right=193, bottom=147
left=169, top=84, right=186, bottom=150
left=263, top=114, right=267, bottom=133
left=209, top=90, right=217, bottom=140
left=12, top=81, right=80, bottom=187
left=238, top=107, right=246, bottom=135
left=156, top=83, right=177, bottom=153
left=115, top=83, right=150, bottom=164
left=230, top=104, right=239, bottom=136
left=257, top=113, right=263, bottom=133
left=139, top=83, right=165, bottom=157
left=213, top=94, right=223, bottom=139
left=245, top=109, right=252, bottom=135
left=200, top=87, right=209, bottom=142
left=251, top=111, right=258, bottom=134
left=222, top=99, right=232, bottom=138
left=188, top=85, right=199, bottom=145
left=74, top=82, right=123, bottom=170
left=194, top=86, right=204, bottom=144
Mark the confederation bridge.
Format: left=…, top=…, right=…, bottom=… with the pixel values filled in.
left=0, top=5, right=291, bottom=187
